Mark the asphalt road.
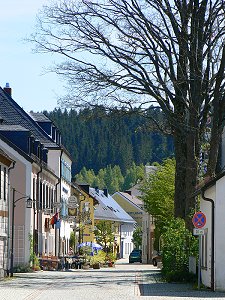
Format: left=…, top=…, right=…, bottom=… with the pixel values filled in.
left=1, top=259, right=225, bottom=300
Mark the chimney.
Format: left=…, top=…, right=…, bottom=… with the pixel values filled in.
left=4, top=83, right=12, bottom=97
left=79, top=184, right=90, bottom=194
left=124, top=190, right=132, bottom=195
left=103, top=188, right=108, bottom=197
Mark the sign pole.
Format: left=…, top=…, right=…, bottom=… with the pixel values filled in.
left=192, top=211, right=206, bottom=291
left=198, top=235, right=201, bottom=290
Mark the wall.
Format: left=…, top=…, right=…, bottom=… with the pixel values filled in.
left=112, top=193, right=143, bottom=226
left=0, top=138, right=32, bottom=266
left=200, top=185, right=215, bottom=289
left=215, top=177, right=225, bottom=290
left=120, top=223, right=134, bottom=258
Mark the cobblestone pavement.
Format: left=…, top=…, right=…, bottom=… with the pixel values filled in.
left=0, top=260, right=225, bottom=300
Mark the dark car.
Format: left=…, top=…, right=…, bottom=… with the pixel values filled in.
left=152, top=251, right=162, bottom=266
left=129, top=249, right=142, bottom=263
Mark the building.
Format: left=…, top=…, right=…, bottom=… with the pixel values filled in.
left=0, top=84, right=72, bottom=273
left=0, top=148, right=14, bottom=277
left=90, top=187, right=136, bottom=259
left=112, top=190, right=154, bottom=263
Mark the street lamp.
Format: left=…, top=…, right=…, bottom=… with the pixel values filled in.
left=10, top=188, right=32, bottom=277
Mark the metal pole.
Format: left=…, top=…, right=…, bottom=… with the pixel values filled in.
left=198, top=235, right=201, bottom=290
left=10, top=188, right=15, bottom=277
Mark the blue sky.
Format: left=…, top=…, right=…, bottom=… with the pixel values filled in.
left=0, top=0, right=63, bottom=112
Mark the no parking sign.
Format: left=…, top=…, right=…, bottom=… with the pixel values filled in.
left=192, top=211, right=206, bottom=228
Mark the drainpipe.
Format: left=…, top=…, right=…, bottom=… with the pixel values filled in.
left=201, top=189, right=215, bottom=292
left=36, top=166, right=42, bottom=256
left=7, top=161, right=15, bottom=276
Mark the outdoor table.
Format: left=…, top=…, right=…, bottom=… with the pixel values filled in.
left=40, top=256, right=59, bottom=270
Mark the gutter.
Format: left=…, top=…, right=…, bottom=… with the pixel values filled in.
left=201, top=189, right=215, bottom=292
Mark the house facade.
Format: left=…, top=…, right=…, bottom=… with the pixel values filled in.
left=70, top=183, right=99, bottom=249
left=90, top=187, right=136, bottom=259
left=0, top=148, right=14, bottom=277
left=198, top=172, right=225, bottom=291
left=113, top=188, right=155, bottom=263
left=0, top=85, right=73, bottom=274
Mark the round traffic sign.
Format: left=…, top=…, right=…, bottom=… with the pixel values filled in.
left=192, top=211, right=206, bottom=228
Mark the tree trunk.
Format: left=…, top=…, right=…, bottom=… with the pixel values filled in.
left=173, top=129, right=186, bottom=219
left=185, top=129, right=198, bottom=230
left=173, top=112, right=199, bottom=229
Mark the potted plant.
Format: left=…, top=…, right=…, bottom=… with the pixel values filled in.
left=81, top=246, right=92, bottom=269
left=105, top=252, right=116, bottom=267
left=90, top=251, right=106, bottom=269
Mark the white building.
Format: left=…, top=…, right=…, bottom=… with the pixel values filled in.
left=90, top=187, right=136, bottom=259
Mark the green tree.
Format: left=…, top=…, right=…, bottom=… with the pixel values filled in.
left=141, top=158, right=175, bottom=248
left=123, top=162, right=145, bottom=191
left=94, top=221, right=115, bottom=250
left=161, top=218, right=198, bottom=282
left=141, top=158, right=175, bottom=222
left=70, top=231, right=77, bottom=253
left=132, top=227, right=142, bottom=249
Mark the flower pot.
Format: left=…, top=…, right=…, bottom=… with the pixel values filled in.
left=93, top=263, right=100, bottom=269
left=108, top=262, right=113, bottom=267
left=82, top=264, right=90, bottom=270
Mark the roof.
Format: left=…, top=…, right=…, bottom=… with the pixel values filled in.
left=0, top=147, right=14, bottom=163
left=90, top=187, right=135, bottom=223
left=0, top=132, right=33, bottom=162
left=115, top=192, right=144, bottom=208
left=28, top=112, right=52, bottom=123
left=126, top=183, right=143, bottom=198
left=0, top=124, right=30, bottom=132
left=0, top=88, right=59, bottom=149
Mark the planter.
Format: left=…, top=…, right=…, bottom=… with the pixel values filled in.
left=92, top=263, right=100, bottom=269
left=82, top=264, right=90, bottom=270
left=108, top=262, right=114, bottom=267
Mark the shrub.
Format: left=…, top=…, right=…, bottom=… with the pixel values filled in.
left=13, top=264, right=32, bottom=273
left=161, top=218, right=198, bottom=282
left=90, top=250, right=106, bottom=266
left=105, top=252, right=117, bottom=263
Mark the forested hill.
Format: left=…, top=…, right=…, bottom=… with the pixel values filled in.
left=44, top=107, right=174, bottom=176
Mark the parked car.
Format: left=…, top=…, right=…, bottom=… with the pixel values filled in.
left=129, top=249, right=142, bottom=263
left=152, top=251, right=162, bottom=266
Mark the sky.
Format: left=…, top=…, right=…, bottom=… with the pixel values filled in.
left=0, top=0, right=63, bottom=112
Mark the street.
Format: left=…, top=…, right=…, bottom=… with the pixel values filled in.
left=1, top=260, right=225, bottom=300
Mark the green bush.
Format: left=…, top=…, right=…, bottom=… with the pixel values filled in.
left=105, top=252, right=117, bottom=263
left=13, top=264, right=32, bottom=273
left=90, top=250, right=106, bottom=265
left=161, top=218, right=198, bottom=282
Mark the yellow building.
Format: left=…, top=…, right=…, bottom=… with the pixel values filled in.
left=71, top=183, right=98, bottom=245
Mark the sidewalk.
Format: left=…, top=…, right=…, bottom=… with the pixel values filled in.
left=139, top=269, right=225, bottom=299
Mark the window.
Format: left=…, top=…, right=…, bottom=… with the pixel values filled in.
left=0, top=165, right=1, bottom=200
left=46, top=186, right=49, bottom=208
left=43, top=184, right=46, bottom=209
left=3, top=167, right=6, bottom=201
left=33, top=178, right=36, bottom=209
left=61, top=159, right=71, bottom=183
left=201, top=231, right=208, bottom=269
left=39, top=182, right=43, bottom=210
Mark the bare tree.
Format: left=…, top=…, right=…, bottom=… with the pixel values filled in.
left=31, top=0, right=225, bottom=227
